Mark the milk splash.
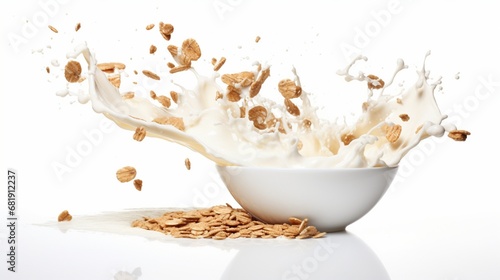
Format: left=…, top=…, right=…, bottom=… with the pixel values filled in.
left=61, top=40, right=465, bottom=169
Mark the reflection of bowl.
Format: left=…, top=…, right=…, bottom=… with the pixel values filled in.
left=216, top=165, right=398, bottom=232
left=221, top=232, right=390, bottom=280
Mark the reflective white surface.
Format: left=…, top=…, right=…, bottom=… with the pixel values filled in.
left=1, top=0, right=500, bottom=279
left=1, top=206, right=499, bottom=280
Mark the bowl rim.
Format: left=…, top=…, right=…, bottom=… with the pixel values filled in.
left=216, top=165, right=398, bottom=172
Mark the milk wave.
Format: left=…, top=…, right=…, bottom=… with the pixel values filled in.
left=65, top=43, right=457, bottom=168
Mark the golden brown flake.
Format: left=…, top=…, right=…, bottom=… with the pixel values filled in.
left=167, top=62, right=175, bottom=69
left=123, top=92, right=135, bottom=99
left=448, top=129, right=470, bottom=141
left=385, top=124, right=402, bottom=143
left=215, top=91, right=223, bottom=100
left=278, top=79, right=302, bottom=99
left=399, top=114, right=410, bottom=122
left=46, top=66, right=50, bottom=74
left=170, top=91, right=179, bottom=103
left=167, top=45, right=178, bottom=57
left=169, top=64, right=191, bottom=74
left=185, top=158, right=191, bottom=170
left=75, top=22, right=81, bottom=32
left=64, top=60, right=82, bottom=83
left=284, top=98, right=300, bottom=116
left=152, top=116, right=185, bottom=131
left=221, top=72, right=255, bottom=87
left=248, top=106, right=268, bottom=130
left=48, top=25, right=58, bottom=33
left=181, top=38, right=202, bottom=62
left=397, top=98, right=403, bottom=104
left=255, top=36, right=261, bottom=43
left=249, top=68, right=271, bottom=98
left=213, top=57, right=226, bottom=71
left=107, top=73, right=121, bottom=88
left=150, top=45, right=157, bottom=54
left=142, top=70, right=160, bottom=80
left=159, top=22, right=174, bottom=40
left=97, top=62, right=126, bottom=73
left=134, top=179, right=143, bottom=191
left=341, top=133, right=356, bottom=146
left=116, top=166, right=137, bottom=183
left=146, top=23, right=155, bottom=30
left=226, top=85, right=242, bottom=102
left=58, top=210, right=72, bottom=222
left=156, top=95, right=171, bottom=108
left=367, top=74, right=385, bottom=90
left=288, top=217, right=302, bottom=225
left=133, top=126, right=146, bottom=141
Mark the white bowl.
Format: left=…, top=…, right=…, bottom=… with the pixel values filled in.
left=216, top=165, right=398, bottom=232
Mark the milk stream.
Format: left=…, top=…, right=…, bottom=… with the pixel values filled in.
left=63, top=43, right=458, bottom=168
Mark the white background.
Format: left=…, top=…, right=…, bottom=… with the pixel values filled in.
left=1, top=0, right=499, bottom=279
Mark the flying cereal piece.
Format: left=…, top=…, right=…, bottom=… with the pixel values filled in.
left=249, top=68, right=271, bottom=98
left=116, top=166, right=137, bottom=183
left=248, top=106, right=268, bottom=130
left=149, top=45, right=157, bottom=54
left=142, top=70, right=160, bottom=80
left=48, top=25, right=58, bottom=33
left=152, top=117, right=185, bottom=131
left=134, top=179, right=143, bottom=191
left=64, top=61, right=82, bottom=83
left=170, top=91, right=179, bottom=103
left=367, top=74, right=385, bottom=90
left=157, top=95, right=171, bottom=107
left=226, top=85, right=242, bottom=102
left=169, top=64, right=191, bottom=74
left=221, top=72, right=255, bottom=87
left=385, top=124, right=402, bottom=143
left=97, top=62, right=126, bottom=73
left=399, top=114, right=410, bottom=122
left=284, top=98, right=300, bottom=116
left=278, top=79, right=302, bottom=99
left=448, top=130, right=470, bottom=141
left=213, top=57, right=226, bottom=71
left=107, top=74, right=121, bottom=88
left=181, top=38, right=202, bottom=62
left=133, top=126, right=146, bottom=141
left=159, top=22, right=174, bottom=40
left=58, top=210, right=72, bottom=222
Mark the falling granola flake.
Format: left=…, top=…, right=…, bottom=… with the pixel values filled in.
left=142, top=70, right=160, bottom=80
left=133, top=179, right=143, bottom=191
left=448, top=130, right=470, bottom=141
left=48, top=25, right=58, bottom=33
left=64, top=60, right=82, bottom=83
